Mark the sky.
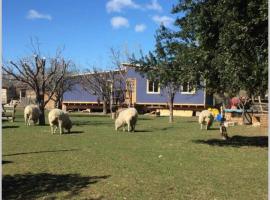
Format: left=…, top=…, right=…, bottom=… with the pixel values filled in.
left=3, top=0, right=181, bottom=69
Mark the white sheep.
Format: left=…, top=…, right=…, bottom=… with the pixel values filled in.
left=48, top=108, right=72, bottom=135
left=198, top=110, right=214, bottom=130
left=115, top=107, right=138, bottom=132
left=24, top=104, right=41, bottom=126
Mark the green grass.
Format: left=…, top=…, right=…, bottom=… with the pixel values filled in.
left=3, top=110, right=268, bottom=200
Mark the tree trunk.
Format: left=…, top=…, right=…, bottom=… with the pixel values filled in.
left=39, top=106, right=46, bottom=125
left=103, top=100, right=107, bottom=114
left=169, top=97, right=174, bottom=123
left=110, top=93, right=114, bottom=119
left=37, top=94, right=46, bottom=125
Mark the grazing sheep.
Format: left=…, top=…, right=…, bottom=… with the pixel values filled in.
left=115, top=107, right=138, bottom=132
left=48, top=109, right=72, bottom=135
left=24, top=104, right=41, bottom=126
left=115, top=108, right=127, bottom=118
left=198, top=110, right=214, bottom=130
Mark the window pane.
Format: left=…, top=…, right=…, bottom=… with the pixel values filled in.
left=148, top=81, right=153, bottom=92
left=153, top=81, right=159, bottom=92
left=188, top=84, right=193, bottom=92
left=182, top=82, right=188, bottom=92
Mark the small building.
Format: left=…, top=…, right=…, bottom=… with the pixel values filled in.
left=2, top=78, right=18, bottom=104
left=62, top=64, right=213, bottom=116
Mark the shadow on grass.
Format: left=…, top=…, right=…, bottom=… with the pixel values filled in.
left=2, top=125, right=19, bottom=129
left=193, top=135, right=268, bottom=148
left=139, top=118, right=153, bottom=121
left=68, top=131, right=84, bottom=134
left=74, top=121, right=112, bottom=127
left=134, top=130, right=152, bottom=133
left=2, top=160, right=13, bottom=164
left=3, top=149, right=79, bottom=157
left=3, top=173, right=110, bottom=199
left=183, top=120, right=197, bottom=123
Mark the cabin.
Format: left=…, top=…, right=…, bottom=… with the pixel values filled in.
left=62, top=64, right=213, bottom=116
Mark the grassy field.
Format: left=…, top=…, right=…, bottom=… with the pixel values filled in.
left=2, top=110, right=268, bottom=200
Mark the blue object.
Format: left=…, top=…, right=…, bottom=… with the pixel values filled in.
left=216, top=114, right=222, bottom=122
left=224, top=109, right=243, bottom=113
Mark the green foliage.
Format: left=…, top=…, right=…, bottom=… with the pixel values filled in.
left=172, top=0, right=268, bottom=96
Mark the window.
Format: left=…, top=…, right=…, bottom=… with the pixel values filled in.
left=20, top=89, right=26, bottom=97
left=181, top=82, right=196, bottom=94
left=147, top=80, right=160, bottom=94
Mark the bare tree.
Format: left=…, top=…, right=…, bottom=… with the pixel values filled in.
left=3, top=50, right=69, bottom=125
left=80, top=68, right=113, bottom=114
left=109, top=48, right=133, bottom=108
left=47, top=59, right=78, bottom=109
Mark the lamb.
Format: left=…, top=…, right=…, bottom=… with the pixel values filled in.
left=24, top=104, right=41, bottom=126
left=198, top=110, right=214, bottom=130
left=115, top=107, right=138, bottom=132
left=48, top=108, right=72, bottom=135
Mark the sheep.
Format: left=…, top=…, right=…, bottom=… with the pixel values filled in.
left=48, top=108, right=72, bottom=135
left=24, top=104, right=41, bottom=126
left=115, top=107, right=138, bottom=132
left=198, top=110, right=214, bottom=130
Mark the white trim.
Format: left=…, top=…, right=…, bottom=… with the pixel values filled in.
left=135, top=102, right=205, bottom=106
left=146, top=79, right=160, bottom=94
left=180, top=82, right=196, bottom=94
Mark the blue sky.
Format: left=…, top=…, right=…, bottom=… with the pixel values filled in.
left=3, top=0, right=181, bottom=69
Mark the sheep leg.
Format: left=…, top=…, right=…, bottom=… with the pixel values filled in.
left=59, top=121, right=63, bottom=135
left=50, top=125, right=54, bottom=134
left=28, top=118, right=31, bottom=126
left=24, top=115, right=27, bottom=126
left=200, top=124, right=203, bottom=130
left=127, top=122, right=131, bottom=132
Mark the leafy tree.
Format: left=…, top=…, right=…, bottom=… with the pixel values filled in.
left=131, top=26, right=195, bottom=123
left=172, top=0, right=268, bottom=98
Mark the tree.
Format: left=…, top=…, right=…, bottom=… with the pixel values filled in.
left=3, top=50, right=69, bottom=125
left=109, top=47, right=133, bottom=108
left=47, top=59, right=77, bottom=109
left=130, top=26, right=194, bottom=123
left=172, top=0, right=268, bottom=98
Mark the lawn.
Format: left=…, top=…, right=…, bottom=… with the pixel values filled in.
left=2, top=110, right=268, bottom=200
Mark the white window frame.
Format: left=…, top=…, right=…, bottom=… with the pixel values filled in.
left=180, top=82, right=196, bottom=94
left=146, top=79, right=160, bottom=94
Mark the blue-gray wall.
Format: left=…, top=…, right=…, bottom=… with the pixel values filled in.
left=63, top=68, right=209, bottom=105
left=63, top=83, right=99, bottom=102
left=127, top=67, right=206, bottom=105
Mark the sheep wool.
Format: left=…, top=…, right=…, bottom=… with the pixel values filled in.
left=198, top=110, right=214, bottom=130
left=24, top=104, right=41, bottom=126
left=115, top=107, right=138, bottom=132
left=48, top=109, right=72, bottom=135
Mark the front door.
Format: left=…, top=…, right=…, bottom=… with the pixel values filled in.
left=125, top=78, right=136, bottom=105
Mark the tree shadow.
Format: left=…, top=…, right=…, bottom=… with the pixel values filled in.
left=139, top=118, right=153, bottom=121
left=134, top=130, right=152, bottom=133
left=2, top=125, right=19, bottom=129
left=183, top=120, right=198, bottom=123
left=74, top=121, right=112, bottom=127
left=2, top=160, right=13, bottom=165
left=193, top=135, right=268, bottom=148
left=3, top=149, right=79, bottom=157
left=160, top=127, right=174, bottom=131
left=3, top=173, right=110, bottom=199
left=209, top=127, right=220, bottom=130
left=67, top=131, right=84, bottom=134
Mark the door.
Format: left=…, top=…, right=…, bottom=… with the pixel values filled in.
left=125, top=78, right=136, bottom=105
